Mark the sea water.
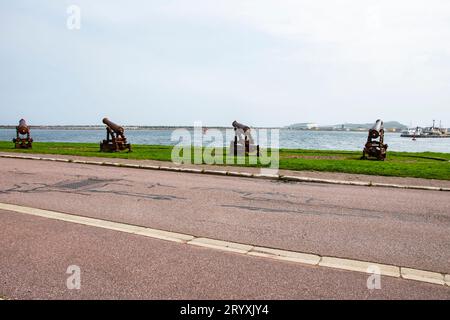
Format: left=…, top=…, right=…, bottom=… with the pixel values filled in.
left=0, top=129, right=448, bottom=153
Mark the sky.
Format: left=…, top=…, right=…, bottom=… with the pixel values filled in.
left=1, top=0, right=449, bottom=127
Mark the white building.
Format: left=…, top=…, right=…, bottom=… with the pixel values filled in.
left=288, top=123, right=319, bottom=129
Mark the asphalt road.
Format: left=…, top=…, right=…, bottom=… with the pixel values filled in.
left=0, top=158, right=449, bottom=299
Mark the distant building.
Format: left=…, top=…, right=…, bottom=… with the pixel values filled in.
left=287, top=123, right=318, bottom=129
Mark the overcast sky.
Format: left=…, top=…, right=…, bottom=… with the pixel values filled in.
left=1, top=0, right=449, bottom=127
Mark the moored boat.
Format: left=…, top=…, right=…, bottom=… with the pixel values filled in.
left=400, top=121, right=450, bottom=138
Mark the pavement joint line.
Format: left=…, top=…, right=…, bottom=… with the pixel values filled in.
left=1, top=153, right=448, bottom=192
left=0, top=201, right=448, bottom=287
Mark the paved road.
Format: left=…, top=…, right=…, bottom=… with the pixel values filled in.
left=1, top=209, right=449, bottom=299
left=0, top=158, right=449, bottom=299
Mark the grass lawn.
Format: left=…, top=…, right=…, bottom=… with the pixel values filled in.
left=1, top=141, right=449, bottom=180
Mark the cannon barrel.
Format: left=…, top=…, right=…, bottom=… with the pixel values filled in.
left=17, top=119, right=30, bottom=135
left=369, top=119, right=383, bottom=138
left=103, top=118, right=124, bottom=135
left=232, top=120, right=250, bottom=132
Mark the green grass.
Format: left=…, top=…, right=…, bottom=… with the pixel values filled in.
left=1, top=141, right=449, bottom=180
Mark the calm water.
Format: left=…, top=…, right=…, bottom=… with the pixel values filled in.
left=1, top=129, right=449, bottom=153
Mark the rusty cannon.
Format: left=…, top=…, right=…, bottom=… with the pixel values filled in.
left=361, top=119, right=388, bottom=160
left=100, top=118, right=131, bottom=152
left=230, top=120, right=259, bottom=157
left=13, top=119, right=33, bottom=149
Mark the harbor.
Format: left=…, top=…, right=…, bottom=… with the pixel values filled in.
left=401, top=120, right=450, bottom=138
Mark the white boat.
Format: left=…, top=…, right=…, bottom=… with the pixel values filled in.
left=401, top=127, right=423, bottom=137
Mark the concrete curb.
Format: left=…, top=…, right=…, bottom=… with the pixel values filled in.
left=0, top=154, right=449, bottom=192
left=319, top=257, right=400, bottom=278
left=248, top=247, right=321, bottom=265
left=188, top=238, right=253, bottom=254
left=401, top=267, right=447, bottom=286
left=0, top=202, right=193, bottom=244
left=0, top=202, right=448, bottom=288
left=445, top=274, right=450, bottom=286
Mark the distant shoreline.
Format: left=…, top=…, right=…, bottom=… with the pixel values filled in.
left=0, top=125, right=400, bottom=132
left=0, top=125, right=282, bottom=130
